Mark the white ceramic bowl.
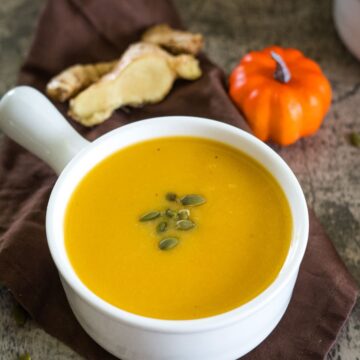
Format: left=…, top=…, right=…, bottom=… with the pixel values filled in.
left=334, top=0, right=360, bottom=61
left=0, top=86, right=309, bottom=360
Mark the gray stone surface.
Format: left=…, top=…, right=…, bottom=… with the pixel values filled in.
left=0, top=0, right=359, bottom=359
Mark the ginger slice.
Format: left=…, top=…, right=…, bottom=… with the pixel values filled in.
left=68, top=43, right=202, bottom=126
left=46, top=61, right=116, bottom=102
left=46, top=24, right=203, bottom=102
left=142, top=24, right=204, bottom=55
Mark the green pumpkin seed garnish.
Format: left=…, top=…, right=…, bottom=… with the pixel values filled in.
left=178, top=209, right=190, bottom=220
left=165, top=208, right=176, bottom=218
left=176, top=219, right=195, bottom=230
left=166, top=192, right=177, bottom=202
left=350, top=132, right=360, bottom=147
left=157, top=221, right=168, bottom=233
left=13, top=303, right=28, bottom=327
left=18, top=353, right=31, bottom=360
left=139, top=211, right=161, bottom=222
left=140, top=192, right=206, bottom=251
left=159, top=237, right=179, bottom=250
left=180, top=194, right=206, bottom=207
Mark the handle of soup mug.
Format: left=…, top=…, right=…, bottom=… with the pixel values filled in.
left=0, top=86, right=90, bottom=175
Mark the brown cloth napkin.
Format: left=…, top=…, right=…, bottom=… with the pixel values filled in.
left=0, top=0, right=358, bottom=359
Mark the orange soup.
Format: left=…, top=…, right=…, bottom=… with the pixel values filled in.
left=65, top=137, right=292, bottom=320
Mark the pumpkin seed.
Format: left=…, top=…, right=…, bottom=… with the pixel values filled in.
left=18, top=353, right=31, bottom=360
left=139, top=211, right=160, bottom=222
left=159, top=237, right=179, bottom=250
left=165, top=208, right=176, bottom=218
left=157, top=221, right=168, bottom=233
left=13, top=303, right=28, bottom=327
left=165, top=192, right=177, bottom=202
left=350, top=132, right=360, bottom=147
left=176, top=219, right=195, bottom=230
left=180, top=194, right=206, bottom=207
left=178, top=209, right=190, bottom=220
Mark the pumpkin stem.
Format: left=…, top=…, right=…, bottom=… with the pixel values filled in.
left=271, top=51, right=291, bottom=83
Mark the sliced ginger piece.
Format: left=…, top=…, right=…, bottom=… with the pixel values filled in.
left=46, top=61, right=116, bottom=102
left=142, top=24, right=204, bottom=55
left=46, top=24, right=203, bottom=103
left=68, top=43, right=202, bottom=126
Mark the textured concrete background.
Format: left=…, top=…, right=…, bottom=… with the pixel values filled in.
left=0, top=0, right=359, bottom=359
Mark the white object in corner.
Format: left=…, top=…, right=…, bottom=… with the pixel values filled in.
left=334, top=0, right=360, bottom=61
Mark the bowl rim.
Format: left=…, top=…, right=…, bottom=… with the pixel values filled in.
left=46, top=116, right=309, bottom=334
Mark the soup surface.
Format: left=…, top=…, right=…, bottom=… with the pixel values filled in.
left=65, top=137, right=292, bottom=320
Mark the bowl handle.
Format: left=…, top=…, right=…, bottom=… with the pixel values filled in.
left=0, top=86, right=89, bottom=174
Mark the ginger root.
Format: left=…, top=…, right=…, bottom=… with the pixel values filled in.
left=47, top=24, right=203, bottom=103
left=45, top=24, right=204, bottom=126
left=142, top=24, right=203, bottom=55
left=68, top=43, right=202, bottom=126
left=46, top=61, right=116, bottom=102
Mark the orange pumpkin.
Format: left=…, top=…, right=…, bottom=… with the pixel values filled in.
left=229, top=46, right=332, bottom=146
